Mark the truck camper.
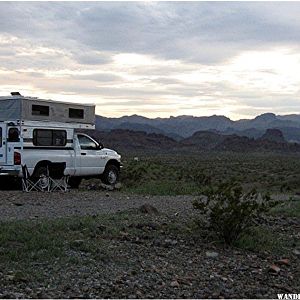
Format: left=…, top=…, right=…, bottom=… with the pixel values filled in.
left=0, top=92, right=121, bottom=188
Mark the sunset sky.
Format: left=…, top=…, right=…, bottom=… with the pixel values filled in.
left=0, top=2, right=300, bottom=119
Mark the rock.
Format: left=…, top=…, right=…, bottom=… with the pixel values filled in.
left=138, top=204, right=159, bottom=215
left=100, top=183, right=114, bottom=191
left=13, top=293, right=24, bottom=299
left=269, top=264, right=280, bottom=274
left=114, top=183, right=122, bottom=189
left=136, top=290, right=142, bottom=297
left=292, top=249, right=300, bottom=256
left=105, top=193, right=110, bottom=197
left=87, top=184, right=97, bottom=190
left=73, top=240, right=85, bottom=246
left=260, top=128, right=286, bottom=143
left=5, top=275, right=15, bottom=281
left=205, top=251, right=219, bottom=258
left=277, top=258, right=290, bottom=266
left=170, top=280, right=180, bottom=288
left=13, top=203, right=23, bottom=206
left=164, top=239, right=178, bottom=246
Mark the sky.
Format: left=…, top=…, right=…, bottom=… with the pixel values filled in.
left=0, top=2, right=300, bottom=119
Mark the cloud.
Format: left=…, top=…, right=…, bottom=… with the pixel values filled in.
left=1, top=2, right=300, bottom=118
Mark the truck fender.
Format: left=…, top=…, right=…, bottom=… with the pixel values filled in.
left=105, top=159, right=120, bottom=170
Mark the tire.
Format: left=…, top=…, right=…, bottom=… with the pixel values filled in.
left=69, top=177, right=82, bottom=189
left=33, top=165, right=50, bottom=190
left=101, top=164, right=119, bottom=185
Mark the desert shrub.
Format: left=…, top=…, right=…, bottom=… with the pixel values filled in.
left=121, top=161, right=149, bottom=186
left=235, top=226, right=287, bottom=254
left=193, top=181, right=277, bottom=244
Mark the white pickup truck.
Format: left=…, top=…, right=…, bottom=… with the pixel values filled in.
left=0, top=93, right=122, bottom=189
left=0, top=121, right=122, bottom=188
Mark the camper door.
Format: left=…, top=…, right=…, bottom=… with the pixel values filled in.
left=0, top=123, right=6, bottom=164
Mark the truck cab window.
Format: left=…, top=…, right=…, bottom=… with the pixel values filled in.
left=78, top=135, right=97, bottom=150
left=8, top=128, right=20, bottom=142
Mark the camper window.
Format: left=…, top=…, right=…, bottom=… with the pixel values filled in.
left=69, top=108, right=84, bottom=119
left=33, top=129, right=67, bottom=146
left=32, top=104, right=50, bottom=116
left=8, top=128, right=20, bottom=142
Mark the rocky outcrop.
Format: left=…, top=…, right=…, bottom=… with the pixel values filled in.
left=260, top=129, right=286, bottom=143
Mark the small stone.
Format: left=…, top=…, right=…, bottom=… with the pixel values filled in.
left=73, top=239, right=84, bottom=246
left=105, top=193, right=110, bottom=197
left=164, top=239, right=178, bottom=246
left=5, top=275, right=15, bottom=281
left=292, top=249, right=300, bottom=256
left=13, top=293, right=24, bottom=299
left=269, top=264, right=280, bottom=274
left=114, top=183, right=122, bottom=189
left=170, top=280, right=180, bottom=288
left=206, top=251, right=219, bottom=258
left=138, top=204, right=159, bottom=215
left=277, top=258, right=290, bottom=266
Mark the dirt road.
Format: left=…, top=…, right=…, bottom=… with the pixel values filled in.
left=0, top=190, right=196, bottom=221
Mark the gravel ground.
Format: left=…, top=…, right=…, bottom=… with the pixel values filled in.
left=0, top=190, right=297, bottom=222
left=0, top=190, right=299, bottom=299
left=0, top=190, right=196, bottom=221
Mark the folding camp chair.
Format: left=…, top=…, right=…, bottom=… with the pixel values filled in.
left=47, top=162, right=69, bottom=192
left=21, top=165, right=44, bottom=192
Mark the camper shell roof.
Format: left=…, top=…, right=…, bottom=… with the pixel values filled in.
left=0, top=95, right=95, bottom=126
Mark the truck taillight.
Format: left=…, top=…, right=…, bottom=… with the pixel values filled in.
left=14, top=152, right=21, bottom=165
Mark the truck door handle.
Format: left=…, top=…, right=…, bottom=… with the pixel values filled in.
left=81, top=153, right=87, bottom=156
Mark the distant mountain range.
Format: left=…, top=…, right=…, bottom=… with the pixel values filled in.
left=95, top=113, right=300, bottom=143
left=84, top=127, right=300, bottom=155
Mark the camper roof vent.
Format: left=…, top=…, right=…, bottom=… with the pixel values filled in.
left=11, top=92, right=22, bottom=96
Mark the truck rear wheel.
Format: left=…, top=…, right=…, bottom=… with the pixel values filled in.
left=69, top=177, right=82, bottom=189
left=101, top=164, right=119, bottom=185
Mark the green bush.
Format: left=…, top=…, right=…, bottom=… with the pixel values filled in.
left=193, top=181, right=277, bottom=245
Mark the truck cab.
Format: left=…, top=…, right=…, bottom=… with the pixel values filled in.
left=73, top=132, right=121, bottom=184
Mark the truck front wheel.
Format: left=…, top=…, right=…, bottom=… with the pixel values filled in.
left=101, top=164, right=119, bottom=185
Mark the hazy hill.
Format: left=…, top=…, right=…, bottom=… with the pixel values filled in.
left=260, top=128, right=286, bottom=143
left=95, top=113, right=300, bottom=142
left=83, top=129, right=180, bottom=154
left=181, top=131, right=227, bottom=149
left=82, top=128, right=300, bottom=154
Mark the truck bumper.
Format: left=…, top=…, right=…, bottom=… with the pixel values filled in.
left=0, top=166, right=21, bottom=176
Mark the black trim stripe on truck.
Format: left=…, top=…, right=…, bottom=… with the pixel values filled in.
left=15, top=146, right=74, bottom=150
left=23, top=138, right=73, bottom=143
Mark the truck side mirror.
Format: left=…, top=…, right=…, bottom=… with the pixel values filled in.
left=97, top=142, right=104, bottom=149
